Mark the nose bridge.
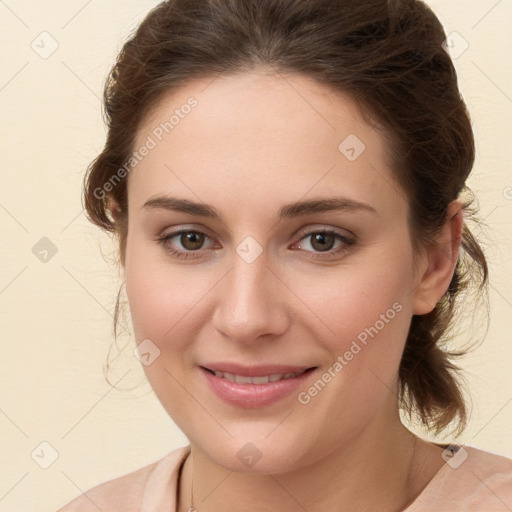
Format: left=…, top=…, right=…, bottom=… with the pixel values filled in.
left=212, top=238, right=287, bottom=342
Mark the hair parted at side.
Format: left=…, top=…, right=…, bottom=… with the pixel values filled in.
left=83, top=0, right=489, bottom=437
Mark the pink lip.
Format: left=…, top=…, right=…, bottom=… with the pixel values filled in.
left=199, top=365, right=317, bottom=408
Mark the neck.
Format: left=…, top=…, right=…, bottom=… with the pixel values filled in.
left=178, top=402, right=442, bottom=512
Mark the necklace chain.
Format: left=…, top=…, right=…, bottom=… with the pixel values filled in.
left=187, top=452, right=195, bottom=512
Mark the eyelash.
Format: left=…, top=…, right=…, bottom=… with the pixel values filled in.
left=155, top=228, right=356, bottom=260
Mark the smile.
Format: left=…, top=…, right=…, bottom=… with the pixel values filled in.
left=207, top=368, right=309, bottom=384
left=200, top=366, right=318, bottom=408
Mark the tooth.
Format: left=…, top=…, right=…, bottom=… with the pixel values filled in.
left=211, top=370, right=307, bottom=383
left=235, top=374, right=253, bottom=384
left=252, top=375, right=271, bottom=384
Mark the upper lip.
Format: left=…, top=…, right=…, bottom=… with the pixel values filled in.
left=201, top=362, right=316, bottom=377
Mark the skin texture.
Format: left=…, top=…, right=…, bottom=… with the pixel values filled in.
left=119, top=68, right=463, bottom=512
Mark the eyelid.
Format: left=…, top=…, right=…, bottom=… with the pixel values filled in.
left=293, top=224, right=355, bottom=242
left=159, top=224, right=217, bottom=243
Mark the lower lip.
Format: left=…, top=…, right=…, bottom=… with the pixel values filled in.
left=200, top=367, right=317, bottom=408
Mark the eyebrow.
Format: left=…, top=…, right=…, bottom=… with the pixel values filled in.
left=142, top=195, right=377, bottom=221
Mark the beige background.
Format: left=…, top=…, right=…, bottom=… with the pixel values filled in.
left=0, top=1, right=511, bottom=510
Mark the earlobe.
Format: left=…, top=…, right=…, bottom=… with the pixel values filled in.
left=112, top=206, right=123, bottom=224
left=107, top=198, right=123, bottom=224
left=412, top=200, right=464, bottom=315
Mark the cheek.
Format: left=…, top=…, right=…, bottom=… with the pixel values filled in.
left=300, top=258, right=412, bottom=340
left=124, top=255, right=206, bottom=423
left=126, top=264, right=197, bottom=342
left=298, top=254, right=414, bottom=392
left=286, top=263, right=414, bottom=454
left=125, top=242, right=221, bottom=361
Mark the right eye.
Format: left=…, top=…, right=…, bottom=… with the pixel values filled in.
left=156, top=229, right=217, bottom=259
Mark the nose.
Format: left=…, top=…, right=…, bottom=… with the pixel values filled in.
left=212, top=249, right=290, bottom=344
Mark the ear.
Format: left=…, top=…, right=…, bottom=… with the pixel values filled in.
left=106, top=199, right=126, bottom=275
left=412, top=200, right=464, bottom=315
left=108, top=199, right=123, bottom=224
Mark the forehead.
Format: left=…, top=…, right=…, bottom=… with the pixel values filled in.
left=129, top=70, right=405, bottom=220
left=135, top=69, right=380, bottom=149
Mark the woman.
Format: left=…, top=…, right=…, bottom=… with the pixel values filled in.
left=57, top=0, right=512, bottom=510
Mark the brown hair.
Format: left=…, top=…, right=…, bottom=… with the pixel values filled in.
left=83, top=0, right=489, bottom=437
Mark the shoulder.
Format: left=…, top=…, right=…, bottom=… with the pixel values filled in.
left=465, top=444, right=512, bottom=470
left=55, top=460, right=158, bottom=512
left=463, top=446, right=512, bottom=495
left=409, top=445, right=512, bottom=512
left=55, top=445, right=191, bottom=512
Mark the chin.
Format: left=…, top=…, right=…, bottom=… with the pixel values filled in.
left=190, top=430, right=316, bottom=474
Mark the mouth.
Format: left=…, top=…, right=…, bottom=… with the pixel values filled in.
left=201, top=366, right=317, bottom=384
left=199, top=364, right=318, bottom=408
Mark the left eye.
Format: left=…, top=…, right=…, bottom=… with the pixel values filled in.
left=294, top=230, right=353, bottom=253
left=156, top=229, right=355, bottom=259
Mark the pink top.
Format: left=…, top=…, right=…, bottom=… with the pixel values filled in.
left=57, top=444, right=512, bottom=511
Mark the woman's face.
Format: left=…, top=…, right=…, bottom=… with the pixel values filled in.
left=123, top=69, right=432, bottom=472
